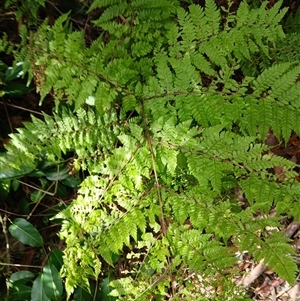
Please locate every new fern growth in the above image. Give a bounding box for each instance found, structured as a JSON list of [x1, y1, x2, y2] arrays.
[[4, 0, 300, 299]]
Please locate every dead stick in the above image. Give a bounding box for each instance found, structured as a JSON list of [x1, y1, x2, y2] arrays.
[[240, 259, 267, 287]]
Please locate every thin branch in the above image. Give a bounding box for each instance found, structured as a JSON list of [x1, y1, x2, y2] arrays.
[[27, 179, 57, 220], [141, 100, 167, 234], [0, 214, 11, 300], [0, 262, 42, 268], [0, 100, 44, 116], [2, 101, 13, 133]]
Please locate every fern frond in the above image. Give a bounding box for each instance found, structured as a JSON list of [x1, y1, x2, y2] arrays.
[[267, 0, 288, 25], [88, 0, 120, 12], [2, 108, 120, 172], [254, 232, 296, 284], [280, 105, 295, 142], [204, 0, 220, 35], [236, 1, 250, 26], [96, 3, 127, 23], [270, 65, 300, 99], [252, 63, 293, 97]]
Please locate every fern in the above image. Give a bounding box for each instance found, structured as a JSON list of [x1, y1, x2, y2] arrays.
[[5, 0, 45, 25], [1, 107, 120, 173], [0, 32, 14, 54], [237, 216, 297, 284], [4, 0, 300, 299]]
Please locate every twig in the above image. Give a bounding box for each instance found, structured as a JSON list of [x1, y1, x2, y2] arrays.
[[141, 101, 167, 234], [0, 214, 11, 299], [0, 262, 42, 268], [0, 100, 44, 116], [2, 101, 13, 133], [18, 180, 57, 197], [27, 180, 57, 220]]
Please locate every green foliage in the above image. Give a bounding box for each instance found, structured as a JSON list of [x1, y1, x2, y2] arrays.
[[4, 0, 300, 300], [0, 34, 31, 97], [7, 219, 64, 301], [0, 33, 14, 54], [9, 218, 43, 247], [0, 62, 32, 97], [4, 0, 46, 25], [241, 5, 300, 76]]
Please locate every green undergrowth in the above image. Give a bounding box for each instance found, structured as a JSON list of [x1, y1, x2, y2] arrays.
[[2, 0, 300, 300]]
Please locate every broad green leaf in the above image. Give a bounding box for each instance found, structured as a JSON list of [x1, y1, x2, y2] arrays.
[[10, 271, 35, 284], [10, 283, 31, 300], [0, 151, 35, 180], [42, 263, 63, 300], [99, 277, 117, 301], [73, 286, 93, 301], [73, 282, 99, 301], [31, 275, 50, 301], [3, 83, 32, 95], [11, 179, 20, 191], [28, 170, 45, 177], [56, 182, 67, 198], [9, 218, 43, 247], [20, 198, 30, 215], [44, 166, 70, 181], [61, 176, 81, 188], [0, 161, 34, 180], [49, 249, 64, 271], [5, 62, 24, 81]]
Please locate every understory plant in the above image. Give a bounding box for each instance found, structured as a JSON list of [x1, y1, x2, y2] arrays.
[[2, 0, 300, 299], [7, 218, 64, 301]]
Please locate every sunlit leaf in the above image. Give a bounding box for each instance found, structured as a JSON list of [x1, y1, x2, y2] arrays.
[[31, 275, 50, 301], [0, 160, 34, 180], [42, 263, 63, 300], [0, 179, 10, 198]]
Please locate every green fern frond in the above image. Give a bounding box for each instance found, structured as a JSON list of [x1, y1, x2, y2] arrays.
[[270, 65, 300, 100], [252, 62, 293, 97], [267, 0, 288, 25], [88, 0, 120, 12], [2, 108, 120, 171], [204, 0, 220, 35], [96, 3, 128, 23], [236, 1, 250, 26], [254, 232, 296, 284]]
